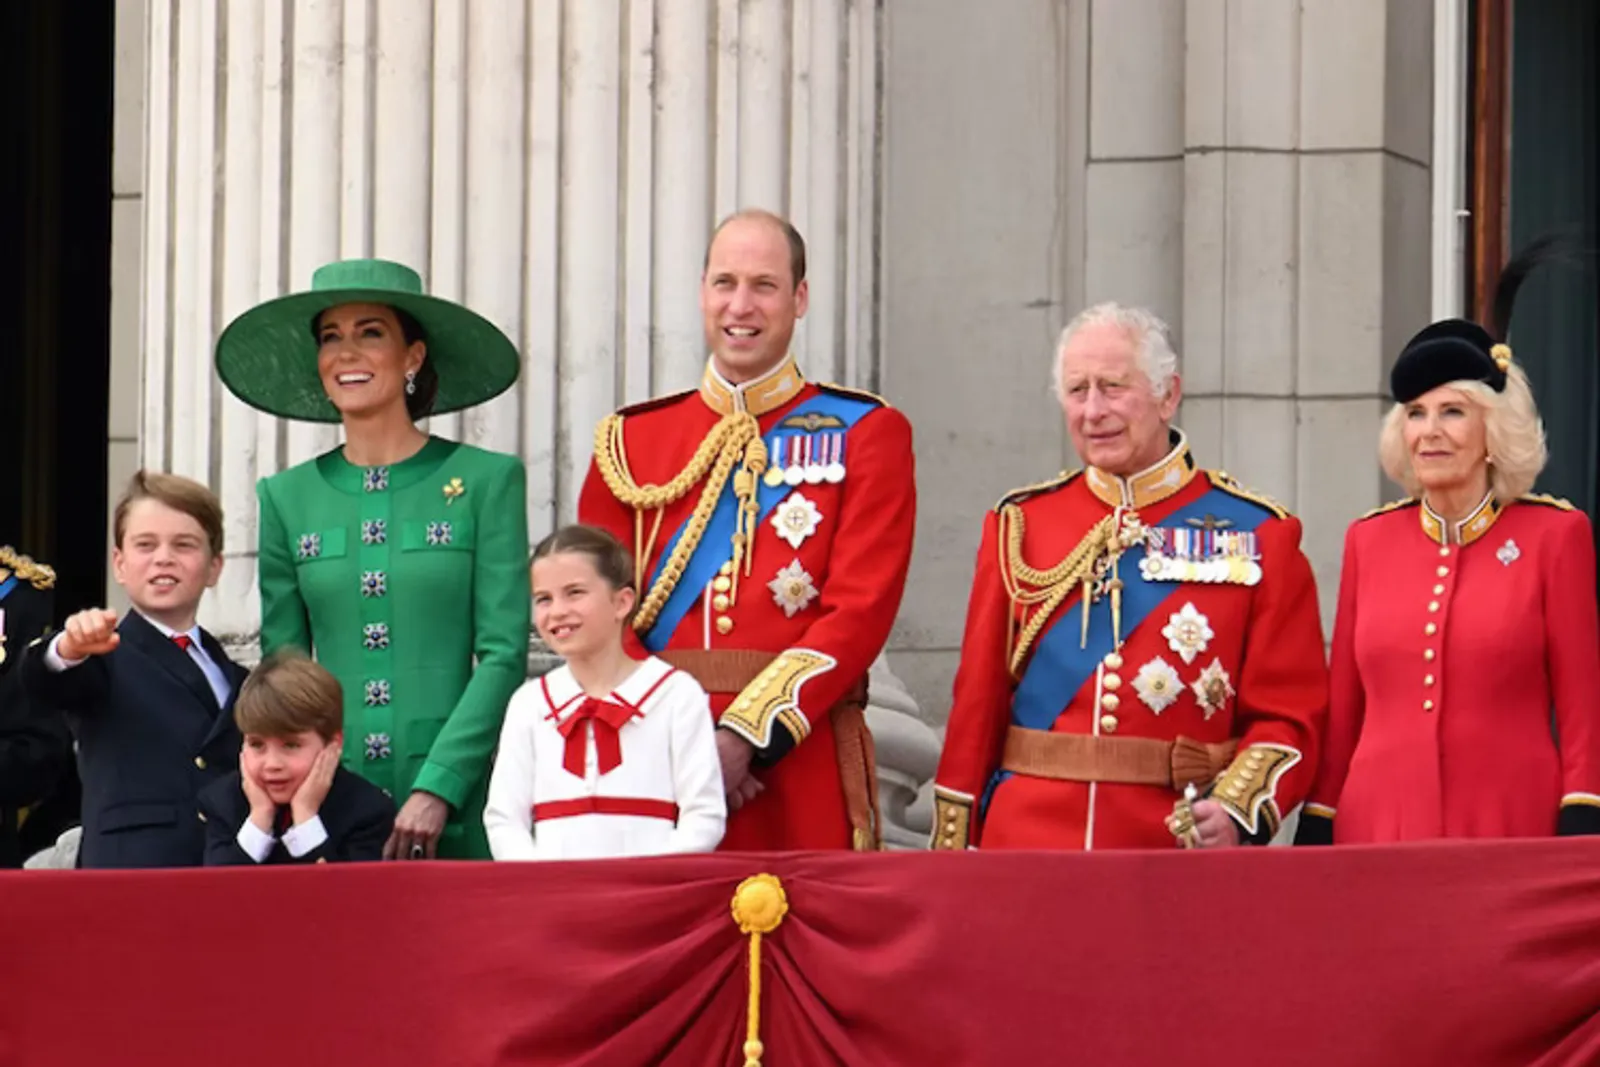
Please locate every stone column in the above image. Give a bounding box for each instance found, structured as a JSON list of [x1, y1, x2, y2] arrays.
[[138, 0, 884, 642], [1178, 0, 1434, 632], [136, 0, 934, 813]]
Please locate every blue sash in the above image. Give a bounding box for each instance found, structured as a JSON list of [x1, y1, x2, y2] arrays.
[[1010, 486, 1275, 729], [639, 391, 877, 651], [0, 576, 15, 603]]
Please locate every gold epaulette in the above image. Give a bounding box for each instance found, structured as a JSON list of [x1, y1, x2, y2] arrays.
[[815, 381, 889, 408], [994, 470, 1081, 512], [1206, 470, 1288, 520], [1519, 492, 1575, 511], [0, 546, 55, 590], [1357, 498, 1418, 521]]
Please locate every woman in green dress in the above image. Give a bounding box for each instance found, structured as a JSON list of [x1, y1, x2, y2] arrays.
[[216, 259, 530, 859]]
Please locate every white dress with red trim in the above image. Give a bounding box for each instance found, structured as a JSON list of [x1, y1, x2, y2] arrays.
[[482, 656, 727, 860]]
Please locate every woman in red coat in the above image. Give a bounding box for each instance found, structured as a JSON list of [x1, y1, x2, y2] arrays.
[[1297, 280, 1600, 843]]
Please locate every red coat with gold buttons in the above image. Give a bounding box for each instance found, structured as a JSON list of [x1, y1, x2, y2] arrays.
[[1301, 494, 1600, 841], [932, 437, 1329, 851], [578, 356, 916, 850]]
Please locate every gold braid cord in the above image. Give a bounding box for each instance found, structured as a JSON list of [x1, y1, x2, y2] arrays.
[[0, 546, 55, 591], [592, 411, 766, 634], [998, 505, 1118, 676]]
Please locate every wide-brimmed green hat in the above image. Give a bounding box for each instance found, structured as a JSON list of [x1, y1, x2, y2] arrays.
[[215, 258, 521, 423]]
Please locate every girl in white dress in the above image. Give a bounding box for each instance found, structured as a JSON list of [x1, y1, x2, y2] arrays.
[[484, 525, 726, 859]]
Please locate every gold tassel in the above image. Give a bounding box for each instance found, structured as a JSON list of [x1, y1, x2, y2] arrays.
[[731, 874, 789, 1067], [1080, 577, 1092, 649]]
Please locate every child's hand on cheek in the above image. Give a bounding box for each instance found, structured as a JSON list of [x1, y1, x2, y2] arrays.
[[241, 763, 275, 833], [291, 744, 340, 826]]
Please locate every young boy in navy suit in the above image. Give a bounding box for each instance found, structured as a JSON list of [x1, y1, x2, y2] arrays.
[[199, 651, 394, 864], [22, 472, 246, 868]]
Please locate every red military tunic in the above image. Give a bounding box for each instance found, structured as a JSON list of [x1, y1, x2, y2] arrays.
[[1302, 493, 1600, 841], [933, 434, 1329, 850], [578, 354, 916, 850]]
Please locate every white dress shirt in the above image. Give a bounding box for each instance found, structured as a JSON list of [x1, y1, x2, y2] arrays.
[[235, 814, 328, 862], [483, 656, 727, 860]]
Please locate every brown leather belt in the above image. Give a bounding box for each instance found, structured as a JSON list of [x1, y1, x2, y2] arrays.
[[1001, 726, 1236, 790], [655, 649, 773, 694], [656, 648, 881, 850]]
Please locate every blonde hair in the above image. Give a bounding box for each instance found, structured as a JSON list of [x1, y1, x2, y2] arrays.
[[1378, 361, 1547, 503]]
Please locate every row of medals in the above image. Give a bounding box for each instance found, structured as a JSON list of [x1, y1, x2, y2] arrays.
[[1138, 528, 1264, 586], [762, 434, 846, 487]]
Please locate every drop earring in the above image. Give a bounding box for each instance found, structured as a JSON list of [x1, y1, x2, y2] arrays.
[[405, 370, 417, 396]]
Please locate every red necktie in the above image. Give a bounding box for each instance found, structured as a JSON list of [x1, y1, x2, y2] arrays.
[[555, 698, 636, 778], [171, 634, 193, 651]]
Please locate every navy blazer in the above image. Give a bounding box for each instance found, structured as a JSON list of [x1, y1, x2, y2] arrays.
[[21, 610, 247, 868], [198, 766, 396, 865]]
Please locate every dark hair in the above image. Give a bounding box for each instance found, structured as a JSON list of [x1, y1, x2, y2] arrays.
[[113, 471, 225, 556], [234, 650, 344, 741], [311, 305, 439, 421], [703, 209, 808, 288], [530, 524, 636, 594]]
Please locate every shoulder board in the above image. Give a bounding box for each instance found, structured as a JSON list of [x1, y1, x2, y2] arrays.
[[995, 470, 1082, 511], [815, 381, 889, 408], [1519, 492, 1576, 511], [1206, 471, 1289, 520], [1357, 498, 1419, 522], [615, 388, 698, 419], [0, 546, 56, 590]]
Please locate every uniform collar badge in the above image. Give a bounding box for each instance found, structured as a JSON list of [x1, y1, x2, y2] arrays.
[[700, 353, 807, 417], [1419, 491, 1500, 546], [1085, 430, 1198, 510]]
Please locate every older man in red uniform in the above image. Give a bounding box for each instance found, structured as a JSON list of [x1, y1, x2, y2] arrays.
[[578, 210, 915, 851], [933, 304, 1328, 851]]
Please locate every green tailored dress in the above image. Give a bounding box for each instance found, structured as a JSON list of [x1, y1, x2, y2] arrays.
[[256, 436, 531, 858]]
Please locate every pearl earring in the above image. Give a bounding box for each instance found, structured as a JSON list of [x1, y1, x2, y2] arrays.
[[405, 370, 417, 396]]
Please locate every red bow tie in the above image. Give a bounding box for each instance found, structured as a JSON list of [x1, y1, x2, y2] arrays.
[[555, 698, 637, 778]]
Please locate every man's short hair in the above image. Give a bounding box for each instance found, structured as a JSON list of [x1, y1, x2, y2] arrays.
[[703, 209, 808, 288], [112, 471, 225, 557], [234, 651, 344, 742]]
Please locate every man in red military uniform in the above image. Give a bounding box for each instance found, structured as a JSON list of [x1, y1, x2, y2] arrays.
[[932, 304, 1328, 851], [578, 210, 915, 851]]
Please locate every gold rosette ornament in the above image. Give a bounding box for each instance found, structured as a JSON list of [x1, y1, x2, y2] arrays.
[[731, 873, 789, 1067]]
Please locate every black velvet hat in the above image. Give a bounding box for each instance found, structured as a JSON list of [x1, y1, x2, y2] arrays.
[[1389, 319, 1510, 404], [1388, 233, 1584, 404]]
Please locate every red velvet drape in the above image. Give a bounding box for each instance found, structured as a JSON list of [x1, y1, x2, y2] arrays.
[[4, 842, 1600, 1066]]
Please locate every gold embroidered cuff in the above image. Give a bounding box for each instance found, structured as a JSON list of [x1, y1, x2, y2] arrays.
[[931, 786, 974, 850], [1210, 743, 1302, 837], [718, 648, 837, 750], [1302, 802, 1337, 819], [1561, 792, 1600, 809]]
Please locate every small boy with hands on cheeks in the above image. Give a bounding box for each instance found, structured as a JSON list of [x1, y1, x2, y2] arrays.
[[199, 652, 395, 864]]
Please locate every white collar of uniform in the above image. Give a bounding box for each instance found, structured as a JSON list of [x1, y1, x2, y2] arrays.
[[541, 656, 677, 720]]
